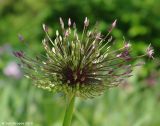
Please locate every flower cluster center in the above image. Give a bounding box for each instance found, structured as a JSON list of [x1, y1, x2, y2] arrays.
[[62, 67, 87, 85]]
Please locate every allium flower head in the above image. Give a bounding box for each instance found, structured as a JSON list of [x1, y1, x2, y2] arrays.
[[14, 18, 153, 98]]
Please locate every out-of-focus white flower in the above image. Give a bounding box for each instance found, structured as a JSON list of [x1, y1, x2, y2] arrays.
[[3, 62, 22, 79]]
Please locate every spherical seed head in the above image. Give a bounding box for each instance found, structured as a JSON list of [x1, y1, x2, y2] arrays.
[[15, 18, 150, 98]]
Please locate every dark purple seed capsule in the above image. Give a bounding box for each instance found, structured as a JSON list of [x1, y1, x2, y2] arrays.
[[13, 51, 24, 58]]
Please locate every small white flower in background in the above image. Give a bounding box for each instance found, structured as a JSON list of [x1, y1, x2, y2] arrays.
[[3, 62, 22, 79]]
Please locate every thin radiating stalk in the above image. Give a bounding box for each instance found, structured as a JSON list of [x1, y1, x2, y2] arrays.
[[63, 95, 75, 126]]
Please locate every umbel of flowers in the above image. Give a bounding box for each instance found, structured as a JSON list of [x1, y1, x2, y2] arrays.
[[14, 17, 154, 98]]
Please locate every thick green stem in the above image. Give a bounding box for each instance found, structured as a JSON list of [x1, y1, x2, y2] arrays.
[[63, 95, 75, 126]]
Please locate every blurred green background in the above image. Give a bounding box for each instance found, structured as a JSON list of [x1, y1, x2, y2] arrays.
[[0, 0, 160, 126]]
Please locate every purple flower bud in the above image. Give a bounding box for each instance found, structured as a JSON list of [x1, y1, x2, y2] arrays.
[[116, 50, 131, 61], [13, 51, 24, 58]]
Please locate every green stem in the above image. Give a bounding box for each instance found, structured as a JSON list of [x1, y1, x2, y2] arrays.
[[63, 95, 75, 126]]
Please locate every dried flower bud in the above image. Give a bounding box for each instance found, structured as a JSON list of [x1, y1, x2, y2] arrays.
[[56, 30, 59, 36], [42, 24, 48, 32], [59, 17, 64, 29], [84, 17, 89, 27], [109, 19, 117, 32], [68, 18, 71, 27], [112, 19, 117, 28], [146, 44, 154, 59]]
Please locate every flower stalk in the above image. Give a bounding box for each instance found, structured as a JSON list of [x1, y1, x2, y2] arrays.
[[63, 94, 76, 126]]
